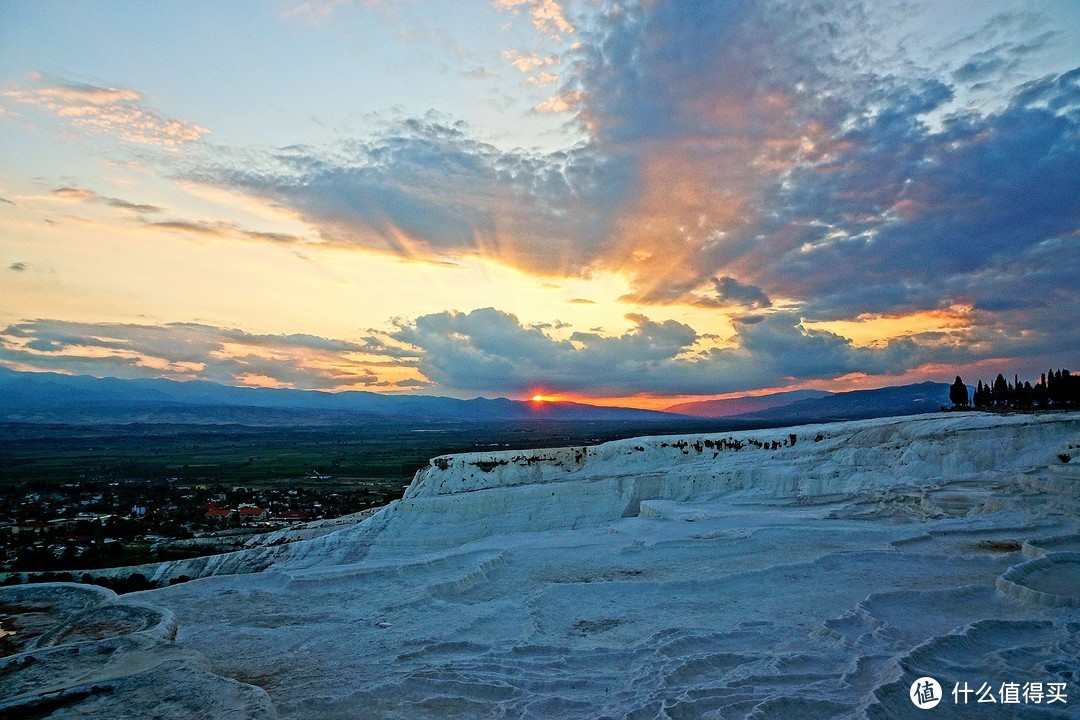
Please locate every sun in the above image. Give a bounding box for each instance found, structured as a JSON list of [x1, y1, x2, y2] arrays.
[[532, 394, 545, 402]]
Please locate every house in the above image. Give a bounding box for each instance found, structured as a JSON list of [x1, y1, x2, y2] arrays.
[[237, 506, 267, 521], [204, 507, 232, 521]]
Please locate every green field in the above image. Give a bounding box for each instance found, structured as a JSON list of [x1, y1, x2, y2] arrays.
[[0, 416, 730, 493]]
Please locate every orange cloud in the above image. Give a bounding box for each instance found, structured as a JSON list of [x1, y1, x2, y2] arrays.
[[4, 74, 208, 147], [493, 0, 574, 39], [806, 306, 976, 347], [533, 90, 581, 113], [0, 320, 403, 391], [527, 71, 560, 87]]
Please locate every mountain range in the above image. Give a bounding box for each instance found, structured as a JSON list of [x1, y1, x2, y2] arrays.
[[0, 366, 670, 424], [713, 381, 954, 423], [665, 389, 833, 417], [0, 366, 954, 426]]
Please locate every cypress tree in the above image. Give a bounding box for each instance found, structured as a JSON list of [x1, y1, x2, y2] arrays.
[[993, 373, 1008, 407], [949, 376, 969, 407]]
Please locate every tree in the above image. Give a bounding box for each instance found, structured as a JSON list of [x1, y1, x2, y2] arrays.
[[973, 380, 989, 408], [966, 368, 1075, 411], [1017, 381, 1033, 408], [949, 376, 969, 407], [1034, 374, 1048, 407], [992, 373, 1009, 407]]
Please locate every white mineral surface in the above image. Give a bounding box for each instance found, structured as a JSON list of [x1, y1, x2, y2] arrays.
[[3, 412, 1079, 718]]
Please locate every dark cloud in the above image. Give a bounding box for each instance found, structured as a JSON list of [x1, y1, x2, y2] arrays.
[[0, 320, 394, 390], [384, 307, 930, 396], [394, 378, 434, 388], [355, 335, 421, 361], [573, 0, 1075, 361], [951, 31, 1055, 85], [760, 66, 1080, 328], [191, 115, 625, 275], [709, 277, 771, 309], [8, 262, 27, 272], [189, 1, 1074, 312], [174, 0, 1077, 387]]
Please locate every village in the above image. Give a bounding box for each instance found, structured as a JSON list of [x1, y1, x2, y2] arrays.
[[0, 476, 386, 574]]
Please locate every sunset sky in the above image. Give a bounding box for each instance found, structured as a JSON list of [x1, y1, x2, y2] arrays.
[[1, 0, 1078, 409]]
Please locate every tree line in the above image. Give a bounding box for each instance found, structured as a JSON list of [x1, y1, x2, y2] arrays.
[[950, 368, 1079, 410]]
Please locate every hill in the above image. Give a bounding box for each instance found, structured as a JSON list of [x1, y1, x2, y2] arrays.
[[0, 367, 958, 426], [726, 381, 951, 423], [665, 389, 832, 417], [0, 366, 674, 424]]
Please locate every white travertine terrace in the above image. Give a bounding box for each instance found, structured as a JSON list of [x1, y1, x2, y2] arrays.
[[2, 411, 1078, 718]]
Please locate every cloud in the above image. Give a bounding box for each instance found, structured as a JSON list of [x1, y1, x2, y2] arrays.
[[50, 187, 96, 202], [462, 67, 500, 80], [8, 262, 27, 272], [493, 0, 574, 40], [564, 1, 1078, 346], [0, 320, 408, 390], [951, 31, 1056, 85], [527, 71, 560, 88], [942, 9, 1059, 90], [383, 306, 931, 396], [52, 186, 164, 214], [145, 219, 305, 245], [191, 114, 623, 275], [394, 378, 434, 388], [533, 90, 581, 113], [501, 48, 564, 88], [178, 0, 1077, 385], [3, 74, 208, 147], [709, 277, 772, 309], [502, 50, 561, 74], [755, 66, 1080, 327]]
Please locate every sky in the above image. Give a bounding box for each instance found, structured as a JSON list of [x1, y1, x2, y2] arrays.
[[0, 0, 1077, 409]]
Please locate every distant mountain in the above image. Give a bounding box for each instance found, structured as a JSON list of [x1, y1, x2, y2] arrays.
[[0, 367, 957, 427], [725, 381, 952, 424], [0, 367, 675, 424], [665, 389, 833, 417]]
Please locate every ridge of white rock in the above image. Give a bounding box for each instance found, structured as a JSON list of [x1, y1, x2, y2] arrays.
[[3, 411, 1078, 719], [273, 411, 1080, 566]]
